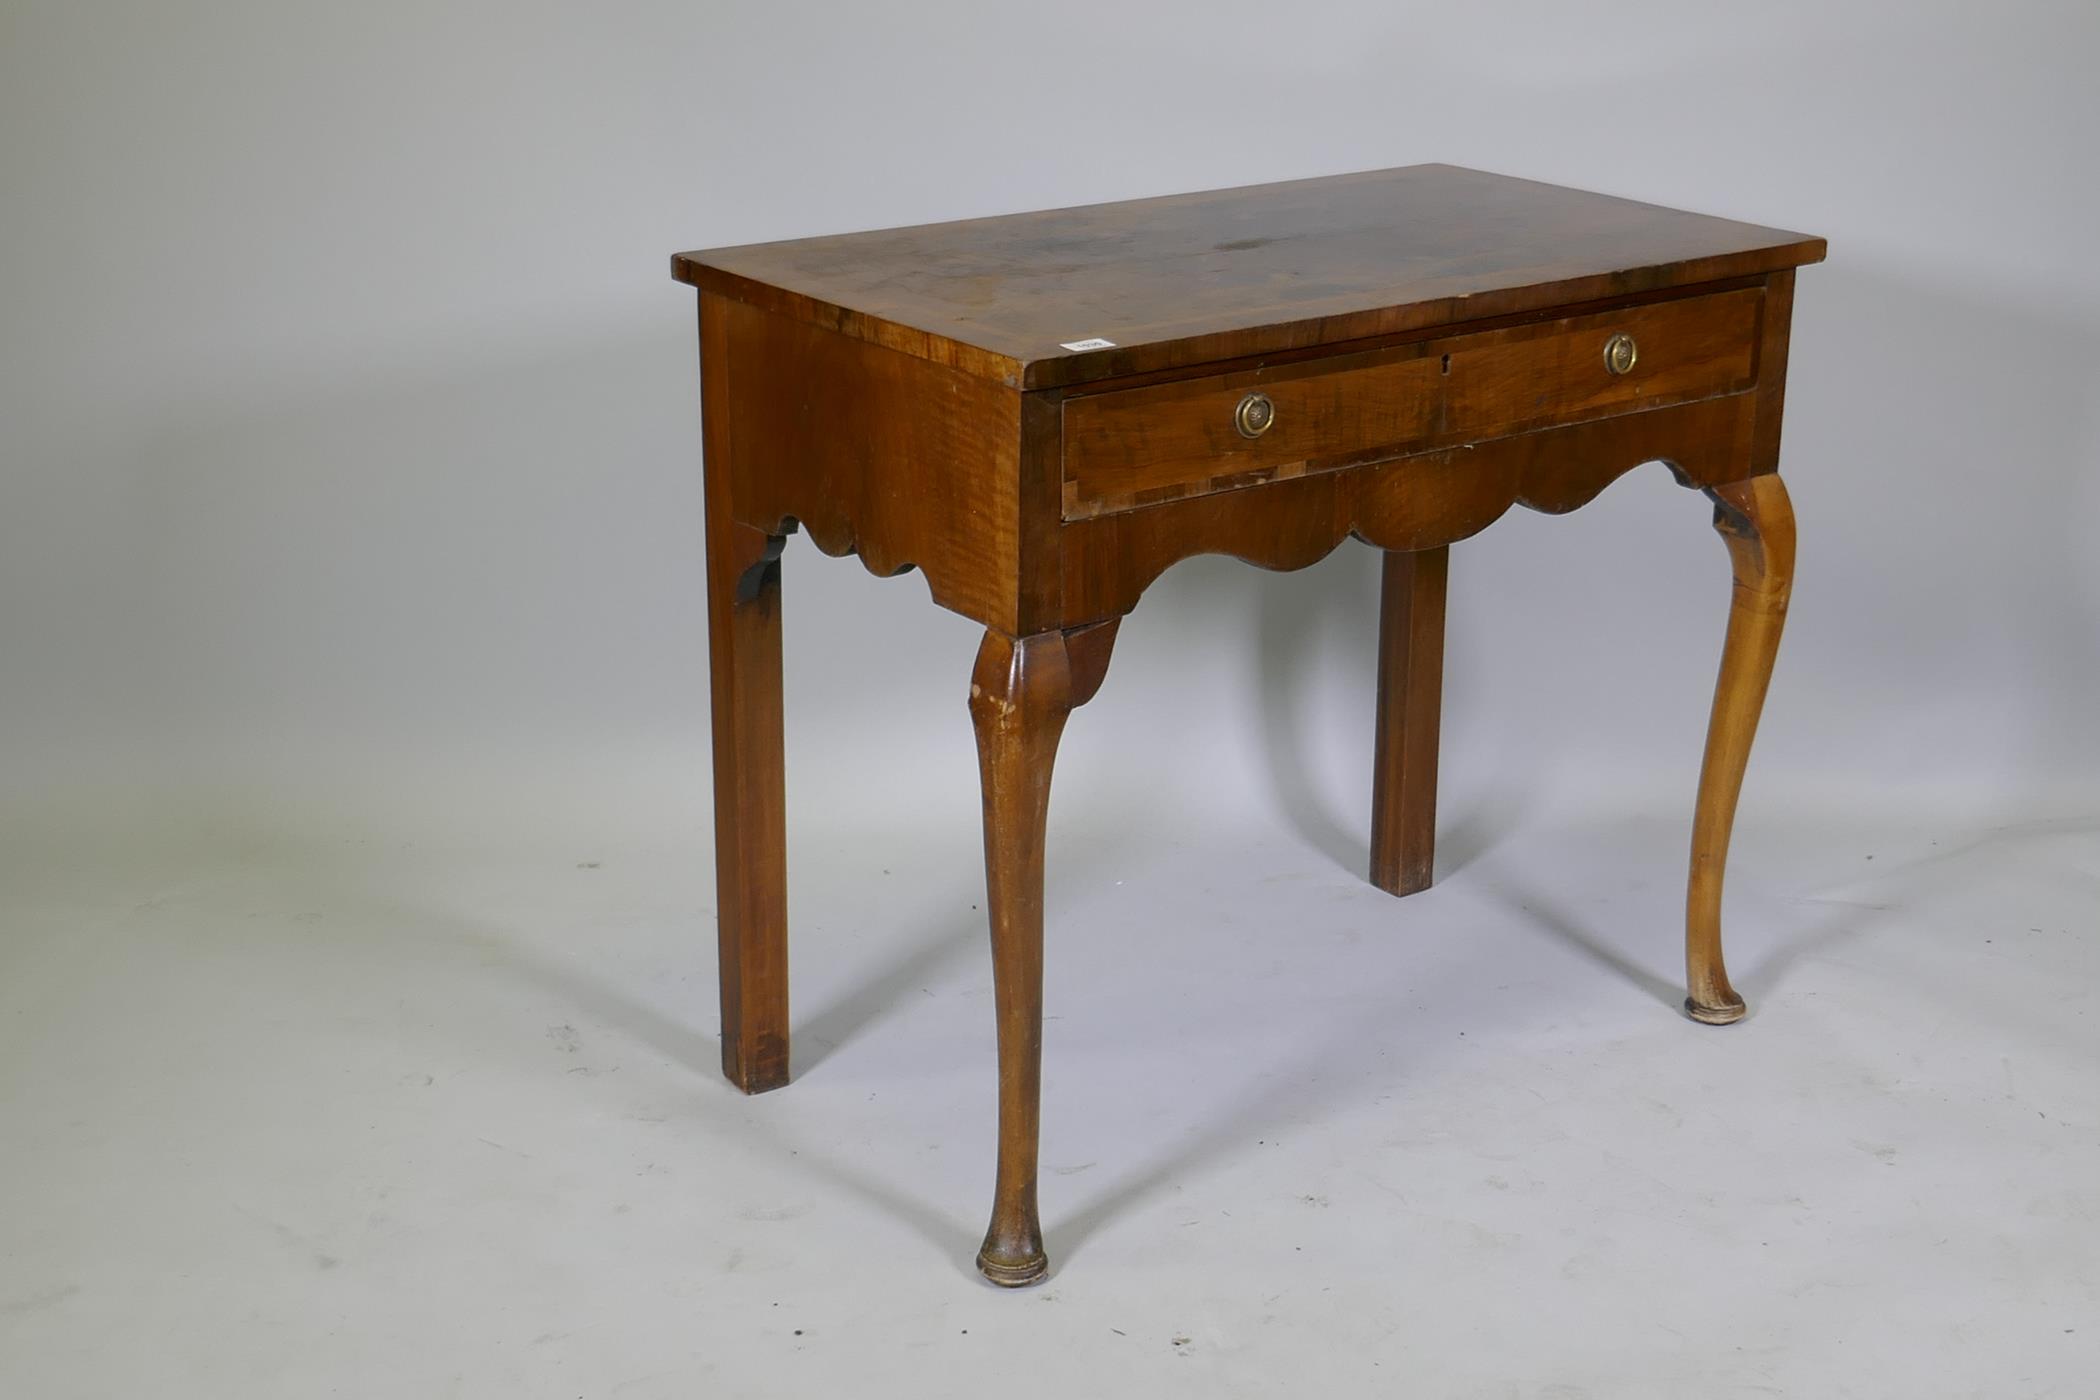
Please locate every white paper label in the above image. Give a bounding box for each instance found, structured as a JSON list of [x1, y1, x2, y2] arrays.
[[1058, 337, 1117, 352]]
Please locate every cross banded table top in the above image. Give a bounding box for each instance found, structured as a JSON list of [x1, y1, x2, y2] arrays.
[[672, 163, 1825, 389]]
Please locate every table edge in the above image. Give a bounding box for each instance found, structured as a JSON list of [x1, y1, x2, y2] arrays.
[[671, 172, 1827, 391]]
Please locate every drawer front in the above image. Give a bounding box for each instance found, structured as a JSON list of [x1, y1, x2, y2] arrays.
[[1061, 287, 1763, 519]]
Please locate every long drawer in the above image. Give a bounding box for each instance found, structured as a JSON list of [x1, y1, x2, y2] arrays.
[[1060, 286, 1764, 519]]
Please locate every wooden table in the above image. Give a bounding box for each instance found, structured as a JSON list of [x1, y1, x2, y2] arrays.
[[673, 164, 1825, 1286]]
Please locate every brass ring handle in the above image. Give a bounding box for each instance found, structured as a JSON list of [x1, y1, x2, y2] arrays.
[[1602, 332, 1639, 376], [1234, 391, 1276, 439]]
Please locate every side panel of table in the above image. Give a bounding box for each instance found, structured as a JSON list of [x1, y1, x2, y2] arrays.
[[702, 290, 1049, 636]]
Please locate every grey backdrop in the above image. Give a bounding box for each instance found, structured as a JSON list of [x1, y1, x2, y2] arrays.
[[5, 0, 2096, 842]]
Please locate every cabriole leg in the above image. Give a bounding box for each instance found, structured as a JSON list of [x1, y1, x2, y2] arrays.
[[969, 620, 1118, 1286], [1686, 474, 1796, 1024]]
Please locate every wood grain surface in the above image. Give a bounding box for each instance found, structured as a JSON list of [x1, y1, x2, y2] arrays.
[[676, 163, 1823, 388]]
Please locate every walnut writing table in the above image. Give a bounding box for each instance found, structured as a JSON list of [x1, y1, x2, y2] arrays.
[[673, 165, 1824, 1286]]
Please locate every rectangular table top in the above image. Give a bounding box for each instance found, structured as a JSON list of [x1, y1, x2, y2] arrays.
[[673, 164, 1824, 391]]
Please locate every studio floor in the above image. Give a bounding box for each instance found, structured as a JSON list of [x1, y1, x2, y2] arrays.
[[3, 793, 2094, 1398]]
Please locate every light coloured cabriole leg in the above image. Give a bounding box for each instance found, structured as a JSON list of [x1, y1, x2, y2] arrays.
[[1686, 473, 1796, 1024], [968, 620, 1118, 1286]]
